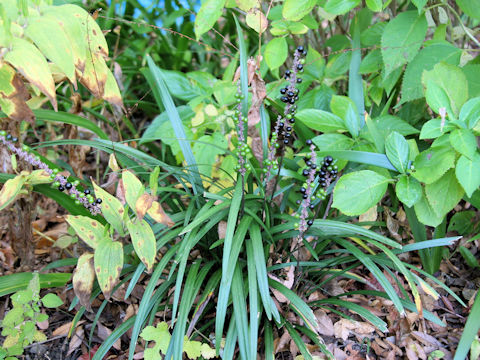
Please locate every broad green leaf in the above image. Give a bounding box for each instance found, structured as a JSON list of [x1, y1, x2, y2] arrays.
[[412, 0, 427, 11], [381, 11, 427, 78], [296, 109, 346, 133], [359, 49, 382, 74], [92, 180, 125, 234], [235, 0, 259, 11], [25, 16, 76, 84], [72, 253, 95, 310], [385, 131, 409, 173], [374, 115, 419, 136], [0, 62, 34, 122], [449, 128, 477, 159], [330, 95, 360, 138], [414, 192, 444, 227], [282, 0, 316, 21], [401, 43, 462, 104], [459, 97, 480, 129], [422, 62, 468, 118], [41, 293, 63, 308], [395, 175, 422, 208], [419, 119, 454, 139], [122, 170, 144, 212], [462, 65, 480, 99], [324, 0, 361, 15], [194, 0, 227, 39], [412, 146, 456, 184], [448, 211, 476, 235], [94, 239, 123, 299], [125, 217, 156, 272], [264, 37, 288, 70], [65, 215, 105, 249], [455, 153, 480, 197], [333, 170, 389, 215], [456, 0, 480, 20], [4, 37, 56, 109], [425, 169, 464, 218], [365, 0, 382, 11], [0, 172, 28, 211]]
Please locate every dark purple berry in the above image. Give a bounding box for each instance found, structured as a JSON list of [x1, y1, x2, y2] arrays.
[[300, 187, 306, 194], [287, 91, 294, 98], [284, 132, 291, 138], [285, 70, 291, 78], [84, 189, 91, 195], [302, 169, 310, 176], [302, 194, 308, 199], [284, 139, 290, 144], [280, 88, 287, 94], [96, 198, 102, 204], [288, 118, 295, 124], [310, 164, 316, 169], [297, 78, 302, 83], [306, 139, 312, 145], [289, 98, 296, 104], [309, 204, 315, 210], [296, 200, 301, 205], [11, 137, 18, 143], [65, 182, 72, 190], [307, 220, 313, 226], [58, 185, 65, 191], [281, 96, 288, 103], [297, 45, 304, 53], [321, 182, 327, 187], [294, 96, 299, 101], [286, 126, 292, 132], [6, 134, 12, 140], [297, 64, 303, 71], [279, 122, 285, 128], [306, 160, 312, 167]]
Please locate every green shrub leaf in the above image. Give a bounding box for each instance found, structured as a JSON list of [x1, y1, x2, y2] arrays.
[[194, 0, 226, 39], [425, 169, 464, 218], [396, 175, 421, 208], [282, 0, 316, 20], [126, 217, 156, 272], [333, 170, 389, 215], [264, 37, 288, 70], [41, 293, 63, 308], [296, 109, 346, 133], [412, 146, 456, 184], [385, 131, 409, 173], [455, 153, 480, 197], [450, 129, 477, 159], [324, 0, 361, 15]]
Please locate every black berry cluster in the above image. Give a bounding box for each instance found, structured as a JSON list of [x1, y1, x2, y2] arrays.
[[0, 130, 102, 215], [264, 46, 307, 178]]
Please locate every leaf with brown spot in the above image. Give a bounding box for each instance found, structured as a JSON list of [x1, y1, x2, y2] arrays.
[[148, 201, 175, 227], [122, 170, 144, 212], [135, 193, 154, 221], [94, 238, 123, 300], [65, 215, 105, 249], [4, 37, 57, 110], [92, 180, 125, 235], [0, 172, 28, 211], [126, 217, 156, 272], [77, 50, 108, 100], [72, 253, 95, 311], [0, 62, 35, 125]]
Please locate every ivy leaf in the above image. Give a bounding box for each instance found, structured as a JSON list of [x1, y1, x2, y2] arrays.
[[65, 215, 105, 249], [333, 170, 389, 216], [381, 11, 427, 78], [425, 169, 464, 218], [455, 153, 480, 197], [264, 37, 288, 70], [449, 128, 477, 159], [324, 0, 361, 15], [94, 239, 123, 300], [194, 0, 226, 39], [330, 95, 360, 138], [125, 217, 156, 272], [296, 109, 346, 133], [395, 175, 422, 208], [282, 0, 316, 21], [385, 131, 409, 173], [412, 146, 456, 184], [41, 293, 63, 308]]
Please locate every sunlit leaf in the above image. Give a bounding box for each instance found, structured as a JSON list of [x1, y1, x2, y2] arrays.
[[65, 215, 105, 249], [94, 238, 123, 299]]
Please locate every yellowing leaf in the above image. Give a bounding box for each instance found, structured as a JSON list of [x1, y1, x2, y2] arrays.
[[0, 172, 28, 210], [94, 239, 123, 299], [25, 16, 76, 85], [0, 62, 35, 123], [103, 70, 123, 108], [92, 180, 125, 235], [200, 343, 216, 359], [27, 169, 51, 185], [72, 253, 95, 311], [246, 8, 268, 34], [135, 193, 154, 221], [4, 37, 57, 110], [122, 170, 144, 212], [148, 201, 175, 227], [65, 215, 105, 249], [125, 217, 156, 272], [78, 50, 108, 100], [183, 337, 202, 359]]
